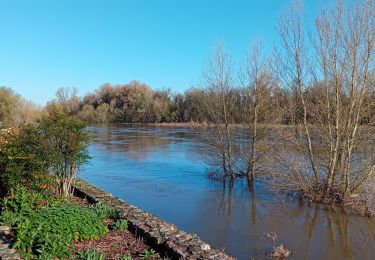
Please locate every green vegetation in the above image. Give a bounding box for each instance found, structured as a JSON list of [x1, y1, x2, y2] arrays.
[[0, 105, 91, 198], [39, 105, 91, 197], [113, 219, 128, 230], [140, 249, 159, 259], [0, 125, 54, 197], [0, 186, 141, 260], [0, 187, 62, 227], [89, 202, 120, 220], [0, 188, 108, 259], [0, 90, 161, 259]]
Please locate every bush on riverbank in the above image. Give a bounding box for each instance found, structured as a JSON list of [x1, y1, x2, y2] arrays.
[[0, 106, 91, 198], [39, 105, 91, 197], [0, 126, 54, 197]]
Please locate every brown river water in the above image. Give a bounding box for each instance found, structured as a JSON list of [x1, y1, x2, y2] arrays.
[[81, 125, 375, 260]]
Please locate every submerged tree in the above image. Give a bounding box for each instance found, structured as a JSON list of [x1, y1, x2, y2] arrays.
[[203, 43, 238, 179], [241, 41, 280, 183], [275, 0, 375, 214]]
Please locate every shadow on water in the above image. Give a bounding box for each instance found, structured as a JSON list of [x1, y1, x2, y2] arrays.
[[82, 125, 375, 260]]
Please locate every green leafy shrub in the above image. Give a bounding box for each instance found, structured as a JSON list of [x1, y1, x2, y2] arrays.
[[140, 249, 159, 259], [0, 187, 62, 227], [1, 188, 109, 258], [0, 107, 92, 198], [19, 204, 107, 258], [39, 106, 91, 197], [0, 125, 53, 195], [120, 256, 133, 260], [113, 219, 128, 230], [76, 249, 105, 260], [1, 190, 108, 259], [0, 210, 19, 227], [89, 203, 119, 220]]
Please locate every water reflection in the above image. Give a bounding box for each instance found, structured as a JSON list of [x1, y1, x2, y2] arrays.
[[89, 124, 204, 161], [82, 125, 375, 260]]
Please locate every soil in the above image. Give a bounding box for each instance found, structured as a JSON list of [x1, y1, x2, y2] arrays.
[[67, 195, 91, 207], [72, 228, 161, 260]]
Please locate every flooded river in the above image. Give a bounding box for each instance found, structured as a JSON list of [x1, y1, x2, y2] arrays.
[[81, 125, 375, 260]]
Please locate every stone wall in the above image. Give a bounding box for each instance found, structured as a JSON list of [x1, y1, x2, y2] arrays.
[[0, 226, 21, 260], [73, 179, 235, 260]]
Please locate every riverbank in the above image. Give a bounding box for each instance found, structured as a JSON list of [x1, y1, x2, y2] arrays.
[[0, 179, 234, 259], [97, 122, 302, 131], [73, 179, 235, 260]]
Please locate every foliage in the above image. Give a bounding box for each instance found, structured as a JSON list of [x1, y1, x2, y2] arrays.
[[0, 105, 91, 198], [76, 249, 105, 260], [13, 204, 107, 258], [0, 107, 91, 198], [0, 187, 62, 226], [53, 87, 81, 115], [72, 82, 194, 123], [140, 249, 159, 259], [113, 219, 128, 230], [0, 188, 108, 259], [89, 202, 119, 220], [38, 105, 91, 197], [71, 80, 290, 125], [0, 125, 54, 196], [0, 87, 40, 126]]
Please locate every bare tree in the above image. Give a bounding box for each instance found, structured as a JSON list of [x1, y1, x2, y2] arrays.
[[241, 41, 278, 182], [275, 0, 375, 214], [52, 87, 81, 115], [275, 0, 319, 185], [314, 0, 375, 197], [204, 43, 237, 179]]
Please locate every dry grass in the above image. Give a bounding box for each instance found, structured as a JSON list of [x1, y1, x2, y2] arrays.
[[271, 174, 375, 217], [269, 244, 291, 258]]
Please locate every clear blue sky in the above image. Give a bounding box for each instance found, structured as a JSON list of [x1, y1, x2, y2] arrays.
[[0, 0, 331, 105]]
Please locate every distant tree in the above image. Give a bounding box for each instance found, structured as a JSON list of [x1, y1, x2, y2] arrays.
[[96, 103, 110, 123], [77, 104, 98, 123], [0, 87, 18, 125], [53, 87, 81, 115], [170, 93, 187, 122], [0, 87, 40, 126], [153, 88, 173, 122], [184, 88, 207, 123]]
